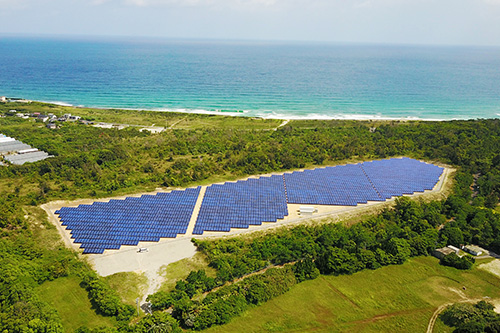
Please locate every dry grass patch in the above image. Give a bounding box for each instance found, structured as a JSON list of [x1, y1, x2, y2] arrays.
[[105, 271, 149, 306], [158, 252, 216, 292]]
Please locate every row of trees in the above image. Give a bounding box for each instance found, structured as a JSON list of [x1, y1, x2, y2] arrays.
[[3, 114, 500, 211]]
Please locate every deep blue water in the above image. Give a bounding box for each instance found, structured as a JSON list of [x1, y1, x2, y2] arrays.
[[1, 37, 500, 120]]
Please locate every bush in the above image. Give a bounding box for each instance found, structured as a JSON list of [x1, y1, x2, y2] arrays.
[[440, 253, 475, 270], [81, 272, 134, 320], [440, 301, 500, 332]]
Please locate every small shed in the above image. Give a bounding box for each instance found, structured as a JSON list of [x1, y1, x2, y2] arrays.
[[433, 247, 455, 259], [462, 245, 483, 256], [299, 206, 318, 215]]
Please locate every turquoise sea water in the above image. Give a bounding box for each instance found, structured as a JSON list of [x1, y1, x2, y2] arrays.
[[1, 37, 500, 120]]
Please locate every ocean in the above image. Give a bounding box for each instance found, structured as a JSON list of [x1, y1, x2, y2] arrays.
[[1, 36, 500, 120]]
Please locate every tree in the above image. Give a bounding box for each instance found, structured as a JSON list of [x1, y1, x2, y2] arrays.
[[440, 226, 464, 247], [385, 238, 411, 264], [293, 258, 320, 282], [315, 247, 362, 275]]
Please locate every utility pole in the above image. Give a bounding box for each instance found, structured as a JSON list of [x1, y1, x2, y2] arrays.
[[136, 297, 140, 316]]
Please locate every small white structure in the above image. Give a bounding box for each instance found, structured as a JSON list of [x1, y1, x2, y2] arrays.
[[140, 127, 165, 134], [38, 115, 49, 122], [447, 245, 460, 254], [299, 206, 318, 215], [0, 96, 6, 103], [462, 245, 484, 256], [137, 247, 149, 253]]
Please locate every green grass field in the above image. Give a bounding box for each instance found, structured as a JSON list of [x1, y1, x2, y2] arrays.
[[37, 276, 116, 331], [208, 257, 500, 332]]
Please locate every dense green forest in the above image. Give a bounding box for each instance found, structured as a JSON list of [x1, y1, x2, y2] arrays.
[[1, 102, 500, 332]]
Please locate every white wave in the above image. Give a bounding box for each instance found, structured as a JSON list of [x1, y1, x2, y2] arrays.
[[253, 111, 448, 122], [40, 100, 74, 107], [151, 107, 250, 116]]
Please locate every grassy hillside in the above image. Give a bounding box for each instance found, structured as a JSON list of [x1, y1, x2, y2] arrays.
[[208, 257, 500, 332], [37, 276, 117, 331]]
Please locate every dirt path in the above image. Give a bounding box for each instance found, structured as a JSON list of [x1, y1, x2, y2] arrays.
[[168, 117, 187, 129], [426, 297, 493, 333], [352, 307, 430, 325], [185, 186, 206, 236], [275, 119, 290, 130], [320, 276, 361, 309], [199, 262, 296, 297]]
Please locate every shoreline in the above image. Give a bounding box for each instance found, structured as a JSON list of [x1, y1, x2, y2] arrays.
[[23, 99, 474, 122], [5, 97, 499, 122]]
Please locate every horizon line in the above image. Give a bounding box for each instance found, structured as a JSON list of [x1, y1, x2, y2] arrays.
[[2, 32, 500, 49]]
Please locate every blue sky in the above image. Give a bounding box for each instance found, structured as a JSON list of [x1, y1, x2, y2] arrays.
[[1, 0, 500, 46]]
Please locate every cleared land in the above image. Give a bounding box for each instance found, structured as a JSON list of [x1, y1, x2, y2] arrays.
[[207, 257, 500, 333]]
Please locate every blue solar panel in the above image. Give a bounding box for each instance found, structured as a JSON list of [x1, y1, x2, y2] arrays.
[[284, 164, 383, 205], [56, 158, 443, 252], [193, 175, 288, 235], [360, 158, 444, 199], [56, 187, 200, 253]]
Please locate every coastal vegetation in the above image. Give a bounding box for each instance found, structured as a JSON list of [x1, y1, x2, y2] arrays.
[[2, 102, 500, 331]]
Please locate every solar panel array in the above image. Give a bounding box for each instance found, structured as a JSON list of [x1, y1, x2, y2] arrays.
[[193, 175, 288, 234], [360, 157, 444, 199], [55, 187, 200, 254], [54, 158, 443, 251]]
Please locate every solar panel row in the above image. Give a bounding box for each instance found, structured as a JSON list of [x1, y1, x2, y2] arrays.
[[55, 187, 200, 254], [55, 158, 443, 253], [360, 158, 443, 199], [284, 163, 384, 205], [193, 175, 288, 234]]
